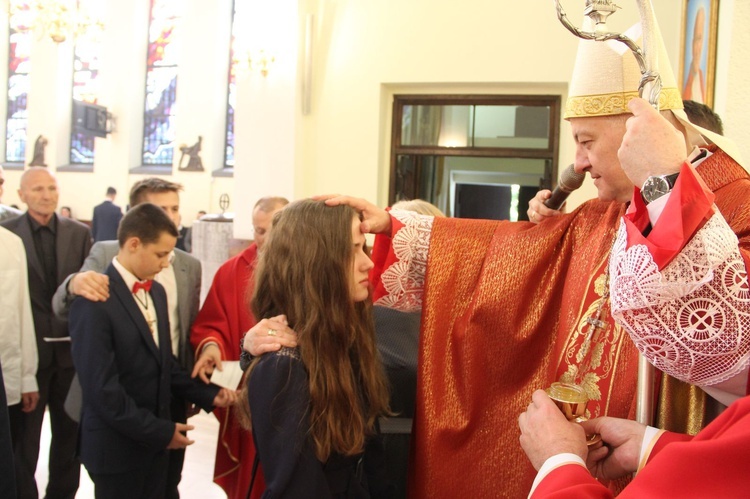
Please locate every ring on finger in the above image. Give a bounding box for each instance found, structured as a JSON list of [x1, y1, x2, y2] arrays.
[[268, 329, 278, 337]]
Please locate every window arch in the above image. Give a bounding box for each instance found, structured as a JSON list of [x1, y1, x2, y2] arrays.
[[141, 0, 183, 168], [5, 0, 32, 165], [69, 0, 102, 166], [222, 0, 240, 173]]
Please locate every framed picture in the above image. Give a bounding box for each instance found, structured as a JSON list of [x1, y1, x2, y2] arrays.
[[679, 0, 720, 108]]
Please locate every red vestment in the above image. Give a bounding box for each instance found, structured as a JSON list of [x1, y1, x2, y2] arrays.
[[531, 394, 750, 498], [370, 149, 749, 497], [190, 244, 265, 499]]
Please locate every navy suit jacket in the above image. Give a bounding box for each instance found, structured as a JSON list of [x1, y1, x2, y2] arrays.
[[91, 200, 122, 242], [69, 264, 218, 474]]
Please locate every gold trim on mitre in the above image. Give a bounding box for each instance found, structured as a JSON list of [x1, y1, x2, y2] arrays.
[[565, 88, 683, 119], [565, 10, 681, 120]]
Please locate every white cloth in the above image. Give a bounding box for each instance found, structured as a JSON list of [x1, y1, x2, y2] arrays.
[[0, 226, 38, 405], [528, 453, 586, 497], [154, 253, 179, 356], [112, 257, 159, 348]]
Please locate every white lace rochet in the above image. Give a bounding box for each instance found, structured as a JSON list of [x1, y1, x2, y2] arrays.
[[609, 213, 750, 386], [374, 210, 434, 312]]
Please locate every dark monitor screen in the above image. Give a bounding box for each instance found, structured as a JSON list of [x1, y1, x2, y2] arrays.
[[72, 100, 108, 138]]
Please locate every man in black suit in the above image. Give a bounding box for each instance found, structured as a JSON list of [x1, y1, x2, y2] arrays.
[[0, 167, 92, 499], [69, 204, 235, 499], [91, 186, 122, 242]]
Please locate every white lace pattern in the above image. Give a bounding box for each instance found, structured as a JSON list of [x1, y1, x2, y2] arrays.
[[374, 210, 434, 312], [609, 213, 750, 386]]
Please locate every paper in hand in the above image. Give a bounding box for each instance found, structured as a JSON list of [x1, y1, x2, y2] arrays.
[[210, 361, 243, 390]]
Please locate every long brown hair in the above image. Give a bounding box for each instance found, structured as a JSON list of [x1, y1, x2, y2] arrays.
[[242, 199, 390, 461]]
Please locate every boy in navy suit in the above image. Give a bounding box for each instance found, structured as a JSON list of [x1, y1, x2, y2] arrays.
[[69, 204, 236, 499]]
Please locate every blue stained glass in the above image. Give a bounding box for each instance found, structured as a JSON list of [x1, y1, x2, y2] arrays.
[[142, 0, 181, 167], [224, 2, 239, 169], [6, 1, 32, 163], [70, 0, 102, 165]]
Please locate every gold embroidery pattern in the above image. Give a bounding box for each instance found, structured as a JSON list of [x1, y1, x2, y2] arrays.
[[560, 273, 626, 419], [564, 88, 683, 119]]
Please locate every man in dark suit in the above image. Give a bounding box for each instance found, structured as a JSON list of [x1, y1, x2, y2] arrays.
[[1, 167, 92, 499], [68, 203, 234, 499], [91, 186, 122, 242], [52, 178, 200, 498]]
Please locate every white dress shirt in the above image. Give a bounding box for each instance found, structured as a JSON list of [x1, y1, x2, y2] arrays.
[[112, 257, 159, 348], [0, 226, 38, 405], [154, 254, 180, 357]]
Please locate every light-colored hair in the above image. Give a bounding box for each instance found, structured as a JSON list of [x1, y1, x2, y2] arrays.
[[391, 198, 445, 217], [240, 199, 390, 461], [253, 196, 289, 213]]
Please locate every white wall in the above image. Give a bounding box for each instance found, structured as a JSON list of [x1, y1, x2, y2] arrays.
[[249, 0, 688, 213], [2, 0, 748, 230]]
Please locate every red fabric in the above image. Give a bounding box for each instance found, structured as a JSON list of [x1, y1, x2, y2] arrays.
[[369, 215, 405, 303], [132, 280, 153, 293], [410, 201, 641, 499], [532, 395, 750, 498], [624, 160, 716, 270], [190, 244, 265, 499]]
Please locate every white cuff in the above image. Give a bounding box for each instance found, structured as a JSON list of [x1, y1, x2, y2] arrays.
[[637, 426, 662, 472], [201, 341, 220, 353], [702, 366, 748, 406], [21, 375, 39, 394], [528, 453, 586, 497]]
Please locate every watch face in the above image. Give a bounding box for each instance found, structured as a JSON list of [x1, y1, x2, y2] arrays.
[[642, 176, 671, 203]]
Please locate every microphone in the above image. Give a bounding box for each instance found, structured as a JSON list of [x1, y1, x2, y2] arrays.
[[544, 164, 585, 210]]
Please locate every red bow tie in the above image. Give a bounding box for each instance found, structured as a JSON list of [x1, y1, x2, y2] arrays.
[[132, 280, 153, 294]]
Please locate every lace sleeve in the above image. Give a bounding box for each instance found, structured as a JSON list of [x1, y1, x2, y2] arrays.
[[609, 213, 750, 388], [373, 210, 434, 312]]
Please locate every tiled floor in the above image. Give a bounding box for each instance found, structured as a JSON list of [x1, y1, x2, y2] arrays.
[[34, 410, 227, 498]]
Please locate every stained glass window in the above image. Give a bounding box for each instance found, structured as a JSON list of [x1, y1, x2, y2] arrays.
[[6, 1, 32, 164], [224, 0, 239, 170], [70, 0, 101, 165], [142, 0, 183, 166]]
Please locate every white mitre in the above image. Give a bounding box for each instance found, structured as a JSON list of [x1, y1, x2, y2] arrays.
[[565, 2, 744, 167]]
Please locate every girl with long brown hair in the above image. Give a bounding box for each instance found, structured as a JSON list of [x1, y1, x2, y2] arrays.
[[240, 199, 392, 498]]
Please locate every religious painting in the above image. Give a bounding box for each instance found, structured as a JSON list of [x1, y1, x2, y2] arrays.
[[680, 0, 720, 108]]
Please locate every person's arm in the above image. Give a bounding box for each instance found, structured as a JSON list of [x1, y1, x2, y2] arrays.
[[169, 353, 221, 412], [520, 391, 647, 498], [248, 353, 332, 498], [611, 99, 750, 403], [69, 299, 174, 449], [52, 242, 111, 319], [368, 209, 435, 311]]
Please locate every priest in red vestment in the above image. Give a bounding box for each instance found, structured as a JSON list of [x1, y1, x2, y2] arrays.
[[520, 94, 750, 498], [190, 197, 288, 499]]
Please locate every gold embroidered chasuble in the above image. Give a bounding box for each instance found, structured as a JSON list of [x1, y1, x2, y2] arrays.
[[411, 200, 638, 499]]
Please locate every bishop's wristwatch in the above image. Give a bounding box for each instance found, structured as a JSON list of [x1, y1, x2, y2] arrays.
[[641, 172, 679, 204]]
